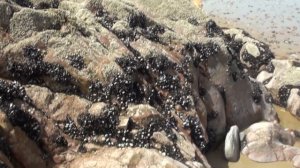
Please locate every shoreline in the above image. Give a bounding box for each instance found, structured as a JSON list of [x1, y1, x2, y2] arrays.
[[202, 0, 300, 59]]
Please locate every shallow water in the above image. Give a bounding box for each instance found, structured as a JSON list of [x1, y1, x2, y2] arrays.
[[202, 0, 300, 59], [206, 105, 300, 168]]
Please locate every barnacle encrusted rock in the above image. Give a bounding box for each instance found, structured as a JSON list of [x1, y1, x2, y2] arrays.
[[0, 0, 281, 167]]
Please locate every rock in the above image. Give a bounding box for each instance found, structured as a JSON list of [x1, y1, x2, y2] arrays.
[[241, 121, 300, 164], [8, 127, 46, 168], [126, 104, 162, 126], [185, 161, 205, 168], [287, 89, 300, 119], [224, 125, 240, 162], [0, 2, 15, 31], [257, 58, 300, 118], [293, 155, 300, 168], [151, 132, 173, 146], [203, 85, 226, 142], [264, 59, 300, 104], [256, 71, 273, 84], [28, 0, 60, 9], [0, 0, 284, 167], [0, 111, 13, 133], [245, 42, 260, 58], [0, 151, 14, 168], [10, 8, 65, 39], [68, 147, 191, 168]]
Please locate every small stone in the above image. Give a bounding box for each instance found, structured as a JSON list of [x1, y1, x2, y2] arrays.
[[224, 125, 240, 162], [245, 42, 260, 58], [287, 89, 300, 119]]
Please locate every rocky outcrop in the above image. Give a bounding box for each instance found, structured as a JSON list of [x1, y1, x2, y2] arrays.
[[224, 125, 240, 162], [241, 121, 300, 167], [0, 0, 281, 167]]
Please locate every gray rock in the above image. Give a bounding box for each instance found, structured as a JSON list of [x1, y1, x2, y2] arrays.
[[224, 125, 240, 162]]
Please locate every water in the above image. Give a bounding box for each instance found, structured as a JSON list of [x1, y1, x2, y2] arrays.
[[202, 0, 300, 59], [206, 105, 300, 168]]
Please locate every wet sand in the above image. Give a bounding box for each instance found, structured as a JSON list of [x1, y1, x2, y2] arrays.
[[206, 105, 300, 168], [202, 0, 300, 59]]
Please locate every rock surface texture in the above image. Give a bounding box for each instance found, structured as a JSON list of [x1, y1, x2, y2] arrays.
[[0, 0, 282, 167]]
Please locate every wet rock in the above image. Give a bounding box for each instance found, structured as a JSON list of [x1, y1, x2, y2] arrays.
[[241, 121, 299, 164], [224, 125, 240, 162], [287, 89, 300, 119]]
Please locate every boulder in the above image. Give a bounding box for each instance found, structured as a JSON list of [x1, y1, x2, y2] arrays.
[[258, 57, 300, 117], [241, 121, 300, 167], [264, 59, 300, 103], [224, 125, 240, 162]]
